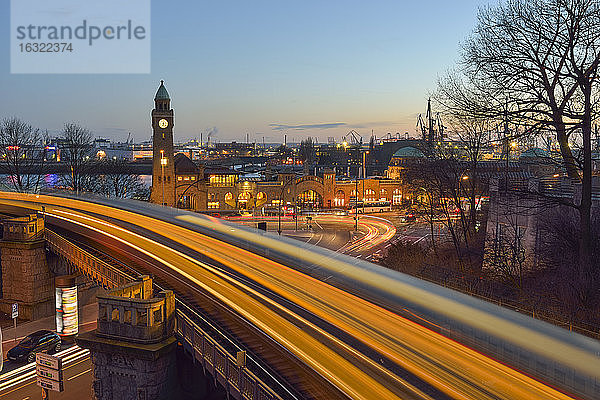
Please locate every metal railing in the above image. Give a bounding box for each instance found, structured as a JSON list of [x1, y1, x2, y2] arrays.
[[44, 228, 294, 400], [45, 229, 133, 288], [175, 309, 285, 400]]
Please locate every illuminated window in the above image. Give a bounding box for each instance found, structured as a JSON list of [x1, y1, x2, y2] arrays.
[[177, 176, 182, 181], [364, 189, 376, 202], [334, 190, 345, 206], [393, 189, 402, 205], [208, 202, 219, 209]]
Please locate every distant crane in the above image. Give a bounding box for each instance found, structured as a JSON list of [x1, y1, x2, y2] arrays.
[[343, 130, 363, 146], [416, 98, 445, 143]]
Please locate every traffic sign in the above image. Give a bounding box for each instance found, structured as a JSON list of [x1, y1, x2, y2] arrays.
[[11, 303, 18, 319], [36, 353, 64, 393], [36, 365, 63, 381], [36, 376, 64, 392], [36, 353, 62, 370]]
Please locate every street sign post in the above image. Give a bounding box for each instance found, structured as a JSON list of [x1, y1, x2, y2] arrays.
[[36, 365, 63, 381], [11, 303, 18, 344], [36, 353, 62, 370], [36, 353, 64, 397], [36, 376, 64, 392]]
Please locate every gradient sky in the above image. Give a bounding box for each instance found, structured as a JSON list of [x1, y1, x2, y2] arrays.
[[0, 1, 487, 144]]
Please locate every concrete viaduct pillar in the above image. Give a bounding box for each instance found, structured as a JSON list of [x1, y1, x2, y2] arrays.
[[76, 276, 179, 400], [0, 215, 53, 320]]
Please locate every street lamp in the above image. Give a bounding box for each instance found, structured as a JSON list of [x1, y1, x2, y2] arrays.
[[278, 180, 290, 235], [160, 150, 167, 206], [277, 177, 300, 235], [362, 151, 369, 215]]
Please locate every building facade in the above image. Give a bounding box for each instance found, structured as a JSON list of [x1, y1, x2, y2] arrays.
[[149, 81, 406, 213]]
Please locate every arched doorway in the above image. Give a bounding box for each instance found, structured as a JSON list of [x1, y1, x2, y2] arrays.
[[238, 192, 252, 209], [256, 191, 267, 207], [297, 190, 322, 210]]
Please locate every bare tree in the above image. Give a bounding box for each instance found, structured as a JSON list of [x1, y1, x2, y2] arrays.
[[93, 159, 149, 200], [60, 123, 93, 193], [457, 0, 600, 278], [485, 203, 528, 292], [0, 117, 47, 193], [299, 137, 316, 169]]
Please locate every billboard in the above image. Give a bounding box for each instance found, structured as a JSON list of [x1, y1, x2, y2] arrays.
[[55, 284, 78, 336]]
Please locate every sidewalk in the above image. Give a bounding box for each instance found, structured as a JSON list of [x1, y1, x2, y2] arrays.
[[1, 303, 98, 358]]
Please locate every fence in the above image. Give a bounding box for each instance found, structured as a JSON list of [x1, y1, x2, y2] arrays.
[[415, 263, 600, 340]]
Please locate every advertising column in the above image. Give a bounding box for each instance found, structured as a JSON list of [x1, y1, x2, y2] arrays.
[[55, 276, 78, 337]]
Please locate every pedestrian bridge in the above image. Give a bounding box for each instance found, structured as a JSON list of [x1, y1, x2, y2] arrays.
[[0, 191, 599, 400]]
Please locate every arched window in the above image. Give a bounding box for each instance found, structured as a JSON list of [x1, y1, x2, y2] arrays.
[[334, 190, 345, 207], [364, 189, 376, 202], [225, 192, 233, 201], [380, 188, 388, 201], [392, 189, 402, 205]]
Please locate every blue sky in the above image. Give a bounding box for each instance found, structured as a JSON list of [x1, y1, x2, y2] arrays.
[[0, 1, 487, 144]]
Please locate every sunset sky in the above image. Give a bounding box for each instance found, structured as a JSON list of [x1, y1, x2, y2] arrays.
[[1, 1, 486, 144]]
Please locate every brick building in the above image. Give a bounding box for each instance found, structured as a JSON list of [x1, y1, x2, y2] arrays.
[[148, 81, 406, 213]]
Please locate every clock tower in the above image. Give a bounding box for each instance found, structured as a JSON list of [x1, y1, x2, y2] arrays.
[[151, 80, 176, 206]]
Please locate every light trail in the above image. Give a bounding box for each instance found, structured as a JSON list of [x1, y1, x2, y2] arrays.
[[0, 192, 598, 400], [0, 347, 89, 395]]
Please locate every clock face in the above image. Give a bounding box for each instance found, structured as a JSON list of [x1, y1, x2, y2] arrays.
[[158, 119, 168, 129]]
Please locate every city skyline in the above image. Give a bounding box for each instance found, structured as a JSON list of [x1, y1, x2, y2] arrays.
[[1, 1, 485, 143]]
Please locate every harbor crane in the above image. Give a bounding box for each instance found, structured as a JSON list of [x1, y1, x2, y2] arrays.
[[342, 130, 363, 146], [417, 98, 445, 143]]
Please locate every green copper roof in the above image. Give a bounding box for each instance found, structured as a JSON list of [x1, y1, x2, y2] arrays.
[[392, 146, 425, 158], [519, 147, 549, 159], [155, 80, 170, 100]]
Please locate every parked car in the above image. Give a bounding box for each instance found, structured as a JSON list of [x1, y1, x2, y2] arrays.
[[7, 330, 61, 363]]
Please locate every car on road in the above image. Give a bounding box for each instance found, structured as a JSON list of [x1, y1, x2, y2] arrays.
[[7, 330, 61, 363], [401, 211, 417, 223]]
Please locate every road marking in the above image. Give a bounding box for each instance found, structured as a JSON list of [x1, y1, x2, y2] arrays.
[[67, 368, 91, 381], [0, 381, 35, 397], [314, 234, 324, 246], [414, 234, 429, 244]]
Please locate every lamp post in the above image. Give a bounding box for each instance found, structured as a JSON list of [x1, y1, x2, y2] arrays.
[[160, 150, 167, 206], [354, 172, 359, 232], [362, 151, 369, 215], [278, 179, 290, 235], [276, 176, 301, 235]]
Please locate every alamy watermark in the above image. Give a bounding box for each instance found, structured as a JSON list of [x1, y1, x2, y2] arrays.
[[11, 0, 151, 74]]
